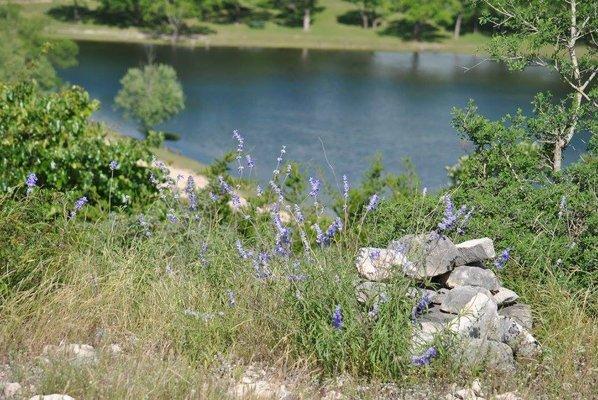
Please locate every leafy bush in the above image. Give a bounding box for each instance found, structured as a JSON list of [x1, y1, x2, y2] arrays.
[[0, 82, 161, 209]]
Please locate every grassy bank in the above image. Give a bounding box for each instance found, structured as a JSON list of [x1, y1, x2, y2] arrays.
[[17, 0, 489, 54]]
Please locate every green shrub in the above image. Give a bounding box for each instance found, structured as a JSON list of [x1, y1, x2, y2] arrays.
[[0, 82, 161, 209]]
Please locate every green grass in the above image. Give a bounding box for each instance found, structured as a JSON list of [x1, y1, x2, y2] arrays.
[[17, 0, 490, 54]]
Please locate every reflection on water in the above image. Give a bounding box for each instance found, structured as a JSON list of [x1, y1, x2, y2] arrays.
[[59, 41, 586, 189]]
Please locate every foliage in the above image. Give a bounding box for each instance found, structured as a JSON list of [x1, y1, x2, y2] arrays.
[[343, 0, 391, 28], [0, 5, 78, 90], [115, 63, 185, 132], [270, 0, 320, 30], [479, 0, 597, 171], [0, 82, 161, 208], [393, 0, 459, 40]]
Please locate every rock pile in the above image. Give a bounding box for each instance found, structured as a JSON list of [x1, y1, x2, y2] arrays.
[[355, 233, 540, 373]]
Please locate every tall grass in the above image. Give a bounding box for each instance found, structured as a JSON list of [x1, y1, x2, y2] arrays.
[[0, 149, 595, 399]]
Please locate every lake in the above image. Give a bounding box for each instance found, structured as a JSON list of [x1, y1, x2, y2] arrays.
[[59, 41, 586, 189]]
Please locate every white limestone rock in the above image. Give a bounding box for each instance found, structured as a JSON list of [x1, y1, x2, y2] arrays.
[[455, 238, 496, 265]]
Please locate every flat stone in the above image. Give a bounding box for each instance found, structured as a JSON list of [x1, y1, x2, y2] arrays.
[[491, 317, 541, 359], [355, 281, 388, 304], [29, 396, 75, 400], [419, 308, 455, 325], [440, 286, 494, 314], [448, 292, 499, 340], [493, 393, 523, 400], [389, 233, 459, 279], [454, 388, 478, 400], [444, 266, 500, 291], [4, 382, 22, 398], [455, 238, 496, 265], [493, 287, 519, 306], [431, 288, 449, 305], [355, 247, 407, 282], [455, 338, 516, 374], [43, 343, 97, 365], [498, 303, 532, 330], [411, 321, 444, 351]]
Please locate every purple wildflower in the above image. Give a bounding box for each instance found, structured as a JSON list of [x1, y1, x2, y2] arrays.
[[69, 196, 88, 218], [25, 172, 37, 195], [109, 160, 119, 171], [411, 347, 438, 366], [308, 177, 321, 198], [138, 214, 151, 237], [412, 293, 432, 321], [331, 305, 343, 330], [185, 176, 197, 210], [166, 210, 178, 224], [342, 174, 349, 211], [218, 176, 241, 208], [245, 154, 254, 169], [320, 218, 343, 245], [256, 185, 263, 197], [494, 248, 511, 270], [252, 252, 272, 279], [272, 212, 292, 255], [209, 192, 219, 202], [233, 130, 244, 155], [370, 249, 381, 260], [312, 224, 324, 245], [236, 240, 251, 259], [272, 145, 287, 176], [293, 204, 304, 223], [365, 193, 379, 212]]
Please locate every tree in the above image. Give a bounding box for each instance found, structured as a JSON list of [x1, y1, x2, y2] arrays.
[[479, 0, 597, 172], [0, 5, 78, 90], [272, 0, 319, 31], [142, 0, 196, 41], [344, 0, 389, 28], [115, 64, 185, 132], [394, 0, 458, 40], [99, 0, 146, 25]]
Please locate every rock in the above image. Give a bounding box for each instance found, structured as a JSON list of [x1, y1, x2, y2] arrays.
[[471, 379, 483, 397], [389, 233, 459, 279], [456, 338, 516, 374], [322, 389, 343, 400], [448, 292, 499, 340], [231, 380, 290, 399], [43, 343, 97, 365], [431, 288, 449, 305], [355, 281, 388, 304], [455, 238, 496, 265], [355, 248, 407, 282], [4, 382, 22, 398], [109, 343, 123, 355], [440, 286, 493, 314], [492, 393, 523, 400], [493, 287, 519, 306], [444, 266, 500, 291], [412, 320, 443, 350], [498, 304, 532, 330], [454, 388, 478, 400], [29, 395, 75, 400], [419, 309, 455, 325], [492, 317, 541, 359]]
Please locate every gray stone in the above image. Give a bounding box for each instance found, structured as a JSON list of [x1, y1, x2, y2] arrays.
[[431, 288, 449, 305], [355, 281, 388, 304], [419, 309, 455, 325], [355, 247, 407, 282], [29, 396, 75, 400], [448, 292, 499, 340], [42, 343, 97, 365], [492, 317, 541, 359], [440, 286, 494, 314], [389, 233, 459, 279], [455, 238, 496, 265], [498, 303, 532, 330], [493, 393, 523, 400], [493, 287, 519, 306], [456, 338, 516, 374], [444, 266, 500, 291], [411, 321, 444, 351], [4, 382, 22, 398]]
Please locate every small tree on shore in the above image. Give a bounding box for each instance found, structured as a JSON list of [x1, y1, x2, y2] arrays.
[[479, 0, 597, 172], [115, 64, 185, 133]]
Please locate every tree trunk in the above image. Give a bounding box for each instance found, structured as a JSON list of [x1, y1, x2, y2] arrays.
[[73, 0, 80, 22], [413, 21, 422, 41], [473, 12, 479, 33], [303, 8, 311, 31], [453, 13, 462, 39], [361, 11, 369, 29], [553, 139, 563, 172]]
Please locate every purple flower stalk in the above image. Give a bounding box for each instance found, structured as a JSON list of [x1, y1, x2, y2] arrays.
[[236, 240, 251, 259], [25, 172, 37, 195], [245, 154, 254, 169], [494, 248, 511, 270], [166, 210, 178, 224], [256, 185, 263, 197], [312, 224, 324, 245], [109, 160, 120, 171], [138, 214, 152, 237], [412, 293, 432, 321], [308, 177, 321, 198], [233, 130, 244, 155], [370, 249, 381, 260], [319, 218, 343, 246], [331, 305, 343, 330], [411, 347, 438, 366], [293, 204, 304, 223], [365, 193, 379, 212], [252, 252, 272, 279]]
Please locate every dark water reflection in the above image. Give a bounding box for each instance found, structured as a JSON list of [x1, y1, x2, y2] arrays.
[[59, 41, 587, 189]]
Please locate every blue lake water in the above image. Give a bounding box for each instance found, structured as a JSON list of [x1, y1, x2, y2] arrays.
[[59, 41, 587, 189]]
